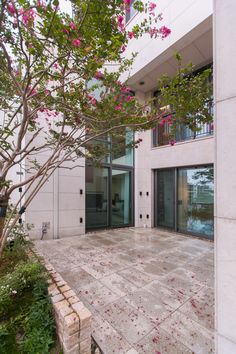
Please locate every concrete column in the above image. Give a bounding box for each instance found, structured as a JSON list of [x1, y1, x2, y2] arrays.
[[214, 1, 236, 352]]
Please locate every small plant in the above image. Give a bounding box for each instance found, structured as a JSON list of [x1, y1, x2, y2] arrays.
[[0, 239, 58, 353]]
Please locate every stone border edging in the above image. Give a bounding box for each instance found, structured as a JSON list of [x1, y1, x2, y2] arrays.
[[32, 249, 92, 354]]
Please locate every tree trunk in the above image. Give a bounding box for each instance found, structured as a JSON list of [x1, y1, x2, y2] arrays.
[[0, 196, 9, 256]]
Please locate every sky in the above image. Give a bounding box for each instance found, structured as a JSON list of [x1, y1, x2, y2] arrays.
[[59, 0, 72, 16]]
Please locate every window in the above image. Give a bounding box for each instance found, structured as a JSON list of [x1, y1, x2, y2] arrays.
[[125, 0, 137, 23], [155, 165, 214, 239], [152, 65, 213, 147]]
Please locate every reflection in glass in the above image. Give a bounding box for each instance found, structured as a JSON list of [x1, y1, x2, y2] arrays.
[[178, 166, 214, 237], [156, 170, 175, 228], [112, 170, 131, 227], [86, 166, 109, 229], [112, 129, 134, 166]]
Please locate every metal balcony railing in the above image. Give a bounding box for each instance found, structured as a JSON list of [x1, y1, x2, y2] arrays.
[[152, 120, 213, 147]]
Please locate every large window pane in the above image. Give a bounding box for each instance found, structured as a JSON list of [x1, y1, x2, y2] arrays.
[[178, 166, 214, 237], [86, 166, 109, 229], [111, 169, 131, 227], [112, 129, 134, 166]]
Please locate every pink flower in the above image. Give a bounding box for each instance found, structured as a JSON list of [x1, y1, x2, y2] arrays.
[[91, 98, 97, 106], [69, 22, 76, 30], [37, 0, 45, 8], [117, 15, 124, 31], [62, 28, 69, 34], [128, 31, 134, 39], [94, 71, 103, 80], [28, 88, 37, 97], [118, 15, 124, 24], [123, 0, 131, 5], [125, 95, 133, 102], [53, 63, 58, 69], [121, 44, 126, 52], [159, 119, 166, 126], [160, 26, 171, 39], [115, 105, 122, 110], [72, 39, 81, 47], [149, 2, 157, 12], [7, 3, 16, 15], [121, 86, 132, 93], [20, 8, 35, 27]]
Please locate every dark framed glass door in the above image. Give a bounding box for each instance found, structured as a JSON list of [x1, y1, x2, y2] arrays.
[[111, 169, 132, 227], [155, 169, 175, 229], [155, 165, 214, 239], [86, 166, 133, 230], [86, 166, 109, 230]]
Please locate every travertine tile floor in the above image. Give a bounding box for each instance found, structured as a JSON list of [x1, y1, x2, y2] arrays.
[[35, 228, 214, 354]]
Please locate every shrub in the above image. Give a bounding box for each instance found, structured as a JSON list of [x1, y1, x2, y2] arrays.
[[0, 261, 44, 317]]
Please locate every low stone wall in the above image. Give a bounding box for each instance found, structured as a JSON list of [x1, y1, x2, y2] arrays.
[[33, 250, 92, 354]]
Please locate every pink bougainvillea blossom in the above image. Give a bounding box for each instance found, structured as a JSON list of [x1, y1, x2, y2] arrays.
[[118, 15, 124, 24], [94, 71, 103, 80], [169, 139, 176, 146], [7, 3, 16, 15], [149, 2, 157, 12], [69, 22, 76, 30], [117, 15, 125, 31], [91, 98, 97, 106], [37, 0, 46, 8], [125, 95, 133, 102], [115, 105, 122, 110], [62, 28, 69, 35], [121, 44, 126, 52], [160, 26, 171, 38], [20, 8, 35, 27], [123, 0, 131, 5], [72, 39, 81, 47], [121, 86, 132, 93], [159, 119, 166, 126], [128, 31, 135, 39]]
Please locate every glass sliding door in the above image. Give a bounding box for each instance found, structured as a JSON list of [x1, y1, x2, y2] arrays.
[[156, 169, 175, 229], [177, 166, 214, 238], [86, 166, 109, 230], [111, 169, 132, 227]]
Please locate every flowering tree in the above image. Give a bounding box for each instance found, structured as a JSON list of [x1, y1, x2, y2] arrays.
[[0, 0, 171, 254]]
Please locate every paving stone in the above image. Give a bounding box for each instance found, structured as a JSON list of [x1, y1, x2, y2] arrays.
[[92, 314, 132, 354], [135, 327, 192, 354], [118, 267, 153, 287], [178, 286, 214, 329], [159, 311, 214, 354], [100, 298, 155, 345], [35, 228, 214, 354], [100, 273, 138, 297], [76, 280, 120, 309], [159, 267, 205, 296], [134, 259, 177, 280]]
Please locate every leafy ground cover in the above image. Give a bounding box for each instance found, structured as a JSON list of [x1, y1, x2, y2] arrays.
[[0, 232, 61, 354]]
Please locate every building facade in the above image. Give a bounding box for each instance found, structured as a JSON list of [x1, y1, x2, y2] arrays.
[[21, 0, 236, 352], [25, 0, 214, 242]]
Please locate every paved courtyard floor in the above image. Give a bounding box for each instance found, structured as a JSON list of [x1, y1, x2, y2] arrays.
[[35, 228, 214, 354]]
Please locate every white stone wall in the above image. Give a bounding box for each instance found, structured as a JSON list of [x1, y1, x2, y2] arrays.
[[122, 0, 213, 90], [24, 120, 86, 240], [214, 0, 236, 351], [134, 117, 214, 229]]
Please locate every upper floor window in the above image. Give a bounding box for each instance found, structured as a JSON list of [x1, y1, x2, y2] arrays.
[[152, 64, 213, 147], [125, 0, 137, 23]]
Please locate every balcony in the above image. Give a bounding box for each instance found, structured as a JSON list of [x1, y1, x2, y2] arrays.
[[152, 120, 214, 147]]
